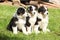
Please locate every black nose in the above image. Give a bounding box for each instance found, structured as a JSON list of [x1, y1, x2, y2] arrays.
[[47, 13, 48, 14], [34, 12, 35, 14]]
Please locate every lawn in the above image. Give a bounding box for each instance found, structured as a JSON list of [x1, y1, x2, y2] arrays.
[[0, 5, 60, 40]]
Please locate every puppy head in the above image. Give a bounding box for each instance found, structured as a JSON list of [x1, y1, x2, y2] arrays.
[[16, 7, 27, 18], [27, 5, 38, 17], [38, 5, 48, 15]]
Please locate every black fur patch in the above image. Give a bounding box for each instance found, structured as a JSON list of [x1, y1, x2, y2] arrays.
[[27, 6, 33, 13], [27, 5, 38, 13], [35, 17, 41, 25], [38, 27, 42, 31], [37, 18, 42, 21], [38, 6, 47, 14], [47, 13, 48, 14], [25, 16, 31, 27], [7, 17, 18, 31], [17, 8, 25, 15], [33, 5, 38, 10], [17, 29, 22, 32]]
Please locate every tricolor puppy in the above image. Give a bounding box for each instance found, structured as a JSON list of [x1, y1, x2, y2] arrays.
[[25, 5, 38, 34], [36, 5, 50, 33], [7, 7, 28, 35]]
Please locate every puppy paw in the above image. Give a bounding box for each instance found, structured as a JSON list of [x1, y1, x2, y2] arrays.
[[23, 32, 29, 35], [28, 31, 32, 34], [42, 28, 50, 33], [13, 32, 17, 34], [35, 31, 40, 34], [46, 29, 50, 32]]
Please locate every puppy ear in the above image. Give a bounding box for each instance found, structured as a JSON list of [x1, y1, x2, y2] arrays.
[[17, 8, 25, 15], [33, 5, 38, 10], [27, 6, 33, 12], [43, 5, 48, 11]]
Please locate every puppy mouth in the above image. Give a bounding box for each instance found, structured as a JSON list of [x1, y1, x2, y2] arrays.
[[17, 15, 25, 19], [39, 12, 47, 18], [30, 13, 34, 17], [29, 12, 35, 17]]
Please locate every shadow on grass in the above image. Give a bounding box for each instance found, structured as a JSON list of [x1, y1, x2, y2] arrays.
[[0, 33, 27, 40], [0, 34, 9, 40]]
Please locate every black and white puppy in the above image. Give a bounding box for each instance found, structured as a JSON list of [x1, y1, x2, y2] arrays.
[[26, 5, 38, 34], [7, 7, 28, 35], [36, 5, 50, 33]]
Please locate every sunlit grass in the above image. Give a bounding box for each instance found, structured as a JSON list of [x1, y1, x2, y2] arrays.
[[0, 5, 60, 40]]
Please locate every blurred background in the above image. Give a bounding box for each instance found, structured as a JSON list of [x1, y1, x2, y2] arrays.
[[0, 0, 60, 8]]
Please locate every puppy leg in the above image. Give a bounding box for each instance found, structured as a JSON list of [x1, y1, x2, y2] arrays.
[[22, 26, 28, 35], [12, 26, 18, 34], [41, 21, 50, 33], [34, 25, 40, 34], [27, 26, 32, 34]]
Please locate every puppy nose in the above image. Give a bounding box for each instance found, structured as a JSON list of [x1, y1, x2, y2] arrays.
[[47, 13, 48, 14], [34, 12, 35, 14]]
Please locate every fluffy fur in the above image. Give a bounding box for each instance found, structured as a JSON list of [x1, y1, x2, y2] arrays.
[[7, 7, 28, 35], [7, 5, 50, 35], [26, 5, 38, 34], [37, 5, 50, 33]]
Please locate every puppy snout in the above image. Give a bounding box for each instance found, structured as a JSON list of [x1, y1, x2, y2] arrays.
[[34, 12, 35, 14]]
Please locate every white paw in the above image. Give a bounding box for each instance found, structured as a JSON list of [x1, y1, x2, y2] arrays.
[[42, 29, 50, 33], [37, 31, 40, 33], [35, 31, 40, 34], [42, 29, 47, 33], [46, 29, 50, 32], [28, 31, 32, 34], [13, 32, 17, 34], [23, 32, 29, 35]]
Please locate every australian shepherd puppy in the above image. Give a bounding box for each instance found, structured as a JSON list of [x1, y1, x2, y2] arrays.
[[25, 5, 38, 34], [35, 5, 50, 33], [7, 7, 29, 35]]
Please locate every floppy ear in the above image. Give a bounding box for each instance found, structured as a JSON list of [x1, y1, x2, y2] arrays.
[[33, 5, 38, 10], [17, 8, 25, 15], [17, 8, 21, 15], [38, 4, 43, 10], [27, 6, 33, 12], [43, 5, 48, 11], [38, 7, 43, 13]]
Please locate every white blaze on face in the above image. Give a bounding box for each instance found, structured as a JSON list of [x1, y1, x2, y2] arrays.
[[43, 6, 48, 15], [31, 6, 37, 15], [32, 6, 36, 10], [44, 11, 48, 15]]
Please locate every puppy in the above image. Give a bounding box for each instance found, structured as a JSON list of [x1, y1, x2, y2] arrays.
[[37, 5, 50, 33], [26, 5, 38, 34], [7, 7, 28, 35]]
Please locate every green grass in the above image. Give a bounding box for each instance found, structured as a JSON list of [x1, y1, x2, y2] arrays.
[[0, 5, 60, 40]]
